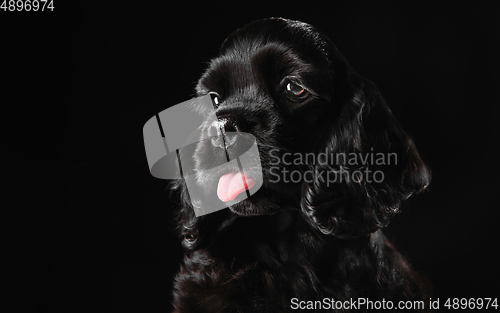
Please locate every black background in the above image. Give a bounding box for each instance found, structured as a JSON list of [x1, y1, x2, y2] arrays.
[[3, 1, 499, 312]]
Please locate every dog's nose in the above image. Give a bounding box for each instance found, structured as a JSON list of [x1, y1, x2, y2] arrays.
[[220, 115, 248, 133], [209, 115, 248, 149]]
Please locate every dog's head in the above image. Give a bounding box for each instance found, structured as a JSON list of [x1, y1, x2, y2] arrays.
[[172, 18, 430, 248]]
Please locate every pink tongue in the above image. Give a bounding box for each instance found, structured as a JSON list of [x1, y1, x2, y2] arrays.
[[217, 171, 256, 202]]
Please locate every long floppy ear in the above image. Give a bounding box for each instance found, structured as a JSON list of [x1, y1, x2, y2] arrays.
[[301, 67, 431, 239]]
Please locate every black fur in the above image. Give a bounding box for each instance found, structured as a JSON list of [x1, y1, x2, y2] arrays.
[[170, 18, 431, 312]]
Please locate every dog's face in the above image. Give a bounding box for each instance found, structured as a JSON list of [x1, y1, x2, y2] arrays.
[[176, 18, 430, 245], [193, 19, 338, 216]]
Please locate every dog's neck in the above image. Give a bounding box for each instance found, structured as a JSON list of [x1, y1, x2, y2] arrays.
[[207, 209, 373, 267], [216, 209, 302, 237]]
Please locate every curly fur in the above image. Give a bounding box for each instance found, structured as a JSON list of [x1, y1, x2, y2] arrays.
[[169, 18, 431, 312]]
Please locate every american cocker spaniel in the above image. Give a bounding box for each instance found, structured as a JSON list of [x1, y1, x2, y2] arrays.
[[170, 17, 431, 312]]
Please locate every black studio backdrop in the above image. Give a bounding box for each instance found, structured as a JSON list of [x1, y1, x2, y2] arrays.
[[3, 1, 499, 312]]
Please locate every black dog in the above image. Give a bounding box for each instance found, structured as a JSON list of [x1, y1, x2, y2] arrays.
[[170, 18, 431, 312]]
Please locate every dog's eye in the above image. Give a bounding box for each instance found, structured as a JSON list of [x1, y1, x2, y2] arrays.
[[213, 96, 220, 105], [209, 92, 222, 107], [284, 82, 309, 100]]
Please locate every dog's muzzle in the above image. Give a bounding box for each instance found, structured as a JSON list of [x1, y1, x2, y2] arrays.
[[143, 94, 264, 216]]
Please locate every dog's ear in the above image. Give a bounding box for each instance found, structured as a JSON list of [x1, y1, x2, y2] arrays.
[[301, 66, 431, 239]]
